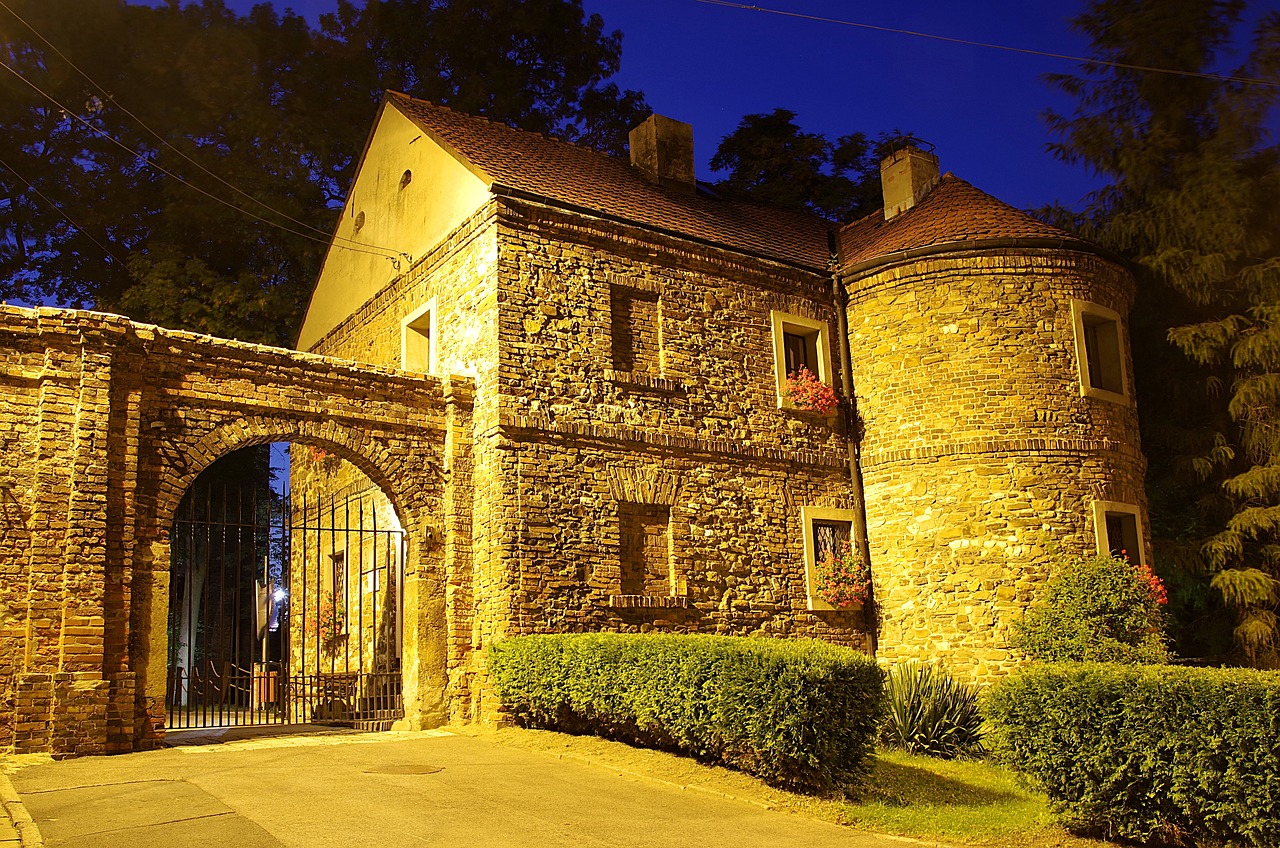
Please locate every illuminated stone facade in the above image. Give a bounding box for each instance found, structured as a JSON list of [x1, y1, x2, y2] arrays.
[[297, 97, 1146, 693], [0, 96, 1148, 755], [0, 306, 465, 754]]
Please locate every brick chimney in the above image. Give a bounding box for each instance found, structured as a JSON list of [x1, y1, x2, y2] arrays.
[[629, 114, 695, 195], [880, 142, 940, 220]]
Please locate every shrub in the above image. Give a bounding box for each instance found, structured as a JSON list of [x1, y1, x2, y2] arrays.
[[487, 633, 885, 793], [1010, 554, 1170, 663], [985, 663, 1280, 846], [880, 662, 984, 758]]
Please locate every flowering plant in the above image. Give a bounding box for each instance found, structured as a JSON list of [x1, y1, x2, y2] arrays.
[[784, 366, 839, 414], [1127, 553, 1168, 606], [305, 593, 346, 653], [816, 540, 872, 608]]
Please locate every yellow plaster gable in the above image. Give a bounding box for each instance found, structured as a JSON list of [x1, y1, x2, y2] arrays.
[[297, 104, 490, 351]]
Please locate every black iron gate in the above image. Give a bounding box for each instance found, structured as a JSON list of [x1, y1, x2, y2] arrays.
[[165, 475, 406, 731]]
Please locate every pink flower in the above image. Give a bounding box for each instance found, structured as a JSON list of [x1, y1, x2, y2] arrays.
[[816, 541, 872, 608], [783, 366, 839, 414], [1134, 560, 1168, 606]]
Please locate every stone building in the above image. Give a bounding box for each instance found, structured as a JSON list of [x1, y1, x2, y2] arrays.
[[0, 93, 1146, 755], [297, 93, 1146, 696]]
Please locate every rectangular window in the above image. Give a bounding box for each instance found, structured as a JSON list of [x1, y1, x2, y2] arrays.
[[770, 310, 834, 409], [610, 285, 661, 376], [1071, 299, 1128, 402], [618, 502, 671, 596], [1092, 500, 1145, 565], [328, 551, 346, 600], [783, 331, 815, 376], [800, 506, 857, 611], [401, 300, 436, 374]]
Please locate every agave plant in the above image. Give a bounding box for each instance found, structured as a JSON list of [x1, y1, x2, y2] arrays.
[[881, 662, 985, 759]]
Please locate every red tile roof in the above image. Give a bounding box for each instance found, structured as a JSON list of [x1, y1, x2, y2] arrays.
[[838, 174, 1087, 268], [389, 93, 834, 270]]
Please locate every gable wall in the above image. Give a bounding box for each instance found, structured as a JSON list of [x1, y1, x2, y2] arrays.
[[302, 203, 502, 718], [299, 107, 492, 351]]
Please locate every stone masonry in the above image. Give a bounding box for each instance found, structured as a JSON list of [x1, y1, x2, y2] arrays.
[[1, 98, 1151, 755], [0, 305, 468, 755]]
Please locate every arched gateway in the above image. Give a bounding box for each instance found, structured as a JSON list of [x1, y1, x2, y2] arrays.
[[0, 305, 473, 756]]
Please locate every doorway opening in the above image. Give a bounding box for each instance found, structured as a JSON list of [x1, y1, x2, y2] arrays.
[[164, 443, 406, 732]]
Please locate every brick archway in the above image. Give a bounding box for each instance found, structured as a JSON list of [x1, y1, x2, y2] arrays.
[[139, 416, 444, 744], [0, 306, 473, 755]]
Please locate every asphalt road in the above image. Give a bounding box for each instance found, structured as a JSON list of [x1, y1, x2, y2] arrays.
[[8, 728, 913, 848]]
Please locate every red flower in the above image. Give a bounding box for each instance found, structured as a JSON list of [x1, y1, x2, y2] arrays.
[[783, 366, 839, 414], [1134, 560, 1168, 606], [816, 541, 872, 608]]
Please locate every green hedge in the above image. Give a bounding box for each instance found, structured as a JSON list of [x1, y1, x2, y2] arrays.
[[985, 663, 1280, 846], [487, 633, 885, 793]]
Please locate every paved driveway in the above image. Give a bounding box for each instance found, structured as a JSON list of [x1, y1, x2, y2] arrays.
[[8, 729, 912, 848]]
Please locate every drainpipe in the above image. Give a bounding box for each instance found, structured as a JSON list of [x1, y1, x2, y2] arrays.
[[831, 257, 877, 654]]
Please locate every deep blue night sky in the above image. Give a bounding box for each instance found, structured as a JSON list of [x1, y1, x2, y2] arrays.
[[123, 0, 1280, 212]]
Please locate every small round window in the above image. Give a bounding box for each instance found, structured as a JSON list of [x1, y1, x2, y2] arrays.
[[353, 211, 366, 234], [400, 169, 413, 190]]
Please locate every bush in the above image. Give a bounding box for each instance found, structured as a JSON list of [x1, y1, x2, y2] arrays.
[[880, 662, 984, 758], [985, 663, 1280, 846], [1010, 554, 1170, 663], [487, 633, 886, 793]]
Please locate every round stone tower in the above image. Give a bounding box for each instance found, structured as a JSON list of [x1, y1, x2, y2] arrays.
[[838, 145, 1147, 681]]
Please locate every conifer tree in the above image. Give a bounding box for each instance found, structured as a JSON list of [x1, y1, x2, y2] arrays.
[[1046, 0, 1280, 663]]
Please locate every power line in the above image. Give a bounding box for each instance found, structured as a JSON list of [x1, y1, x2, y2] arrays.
[[0, 0, 389, 256], [694, 0, 1280, 89], [0, 153, 147, 288], [0, 55, 404, 264], [0, 59, 411, 269]]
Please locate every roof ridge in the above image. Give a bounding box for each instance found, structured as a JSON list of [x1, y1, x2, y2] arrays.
[[388, 90, 592, 151], [837, 169, 1085, 266]]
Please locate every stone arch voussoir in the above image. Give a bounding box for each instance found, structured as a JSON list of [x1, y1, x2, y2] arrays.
[[154, 414, 438, 543]]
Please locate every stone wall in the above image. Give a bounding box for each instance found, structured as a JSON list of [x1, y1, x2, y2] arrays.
[[488, 199, 872, 652], [0, 305, 464, 754], [844, 248, 1147, 679], [304, 194, 875, 711]]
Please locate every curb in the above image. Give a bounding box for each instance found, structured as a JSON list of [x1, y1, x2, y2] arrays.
[[0, 770, 42, 848]]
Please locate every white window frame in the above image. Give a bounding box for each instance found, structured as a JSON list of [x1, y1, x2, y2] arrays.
[[400, 298, 437, 374], [1092, 500, 1146, 565], [1070, 298, 1129, 404], [801, 506, 857, 611], [770, 310, 835, 410]]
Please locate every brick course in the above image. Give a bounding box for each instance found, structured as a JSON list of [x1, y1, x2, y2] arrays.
[[0, 305, 463, 754]]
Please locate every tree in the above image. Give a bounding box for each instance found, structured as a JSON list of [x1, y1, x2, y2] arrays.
[[0, 0, 648, 344], [708, 108, 886, 221], [1045, 0, 1280, 664]]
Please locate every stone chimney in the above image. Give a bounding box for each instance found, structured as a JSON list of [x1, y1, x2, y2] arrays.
[[629, 114, 695, 195], [880, 142, 940, 220]]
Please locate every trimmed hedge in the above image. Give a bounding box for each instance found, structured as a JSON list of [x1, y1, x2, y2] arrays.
[[487, 633, 885, 793], [985, 663, 1280, 846]]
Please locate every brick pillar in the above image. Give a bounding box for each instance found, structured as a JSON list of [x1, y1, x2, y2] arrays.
[[17, 337, 116, 754], [442, 377, 475, 722]]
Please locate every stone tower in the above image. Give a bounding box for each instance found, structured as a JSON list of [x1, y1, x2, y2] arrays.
[[837, 145, 1147, 679]]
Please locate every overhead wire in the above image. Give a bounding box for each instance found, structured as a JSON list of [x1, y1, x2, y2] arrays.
[[0, 152, 148, 287], [0, 55, 405, 263], [694, 0, 1280, 89], [0, 20, 410, 267], [0, 0, 399, 257]]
